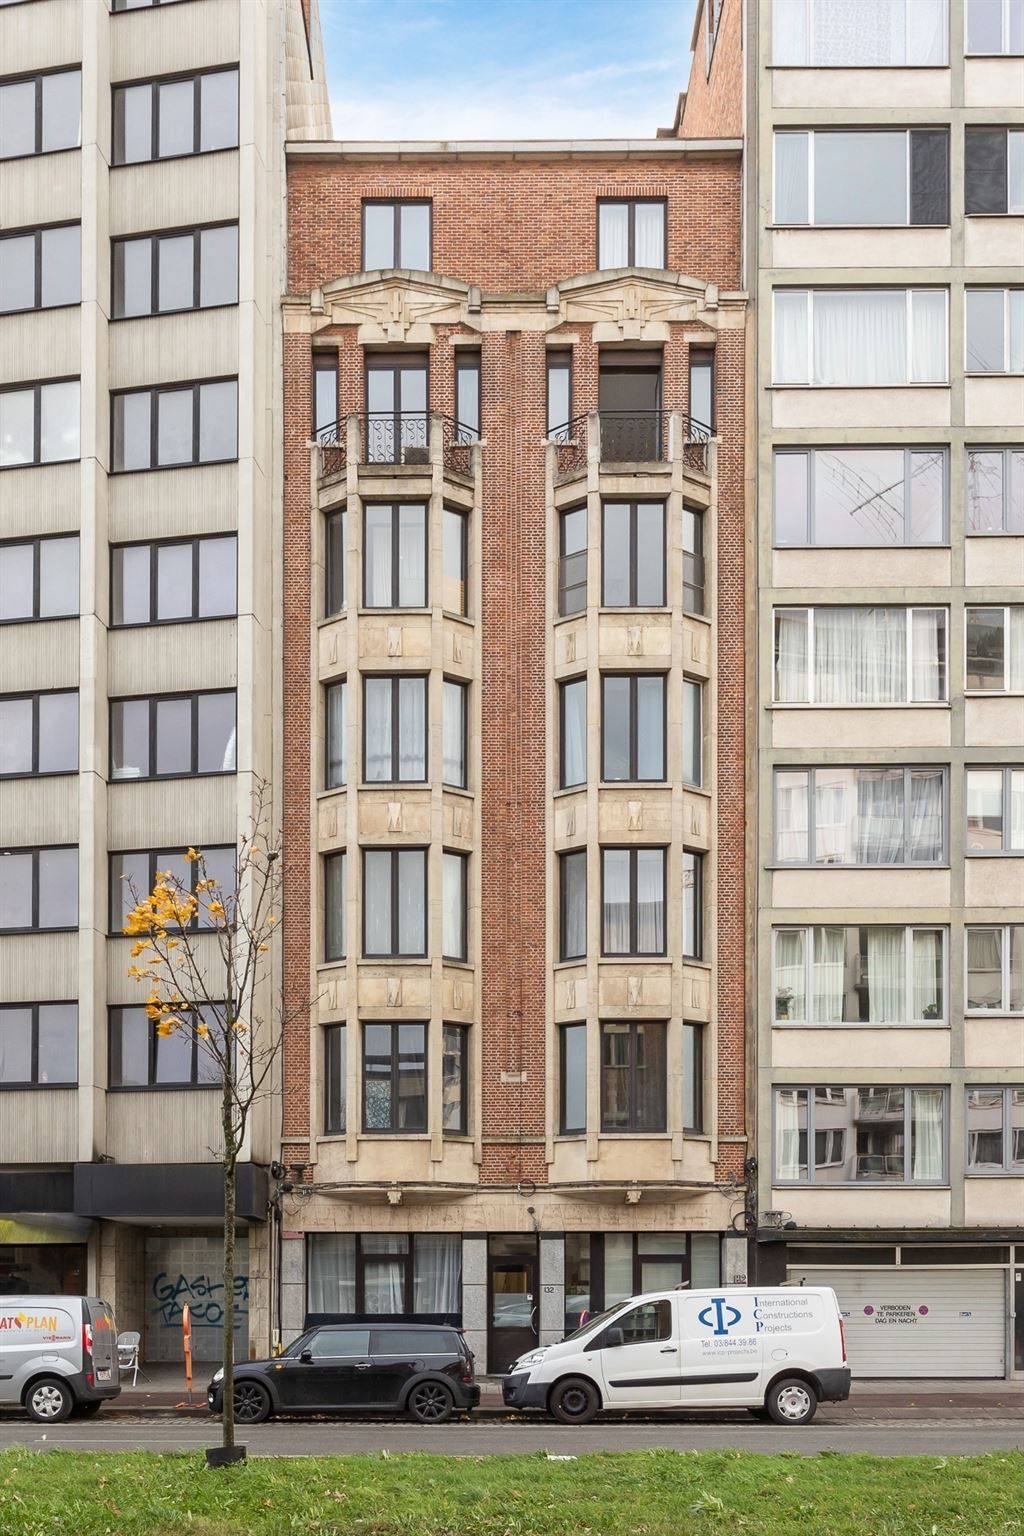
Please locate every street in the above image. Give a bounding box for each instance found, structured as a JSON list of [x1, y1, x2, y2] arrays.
[[0, 1414, 1020, 1457]]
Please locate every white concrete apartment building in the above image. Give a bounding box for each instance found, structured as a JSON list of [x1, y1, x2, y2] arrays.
[[747, 0, 1024, 1377], [0, 0, 328, 1361]]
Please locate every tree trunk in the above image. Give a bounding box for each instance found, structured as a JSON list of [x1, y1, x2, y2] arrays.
[[222, 1077, 236, 1451]]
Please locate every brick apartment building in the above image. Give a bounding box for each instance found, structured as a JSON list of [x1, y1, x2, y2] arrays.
[[278, 119, 749, 1368]]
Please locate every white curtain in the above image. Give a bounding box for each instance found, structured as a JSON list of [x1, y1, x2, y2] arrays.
[[413, 1236, 462, 1314], [602, 850, 630, 953], [912, 928, 943, 1020], [814, 607, 906, 704], [776, 772, 809, 862], [910, 290, 947, 383], [443, 681, 465, 785], [773, 291, 809, 383], [307, 1235, 356, 1313], [911, 608, 945, 701], [1009, 609, 1024, 691], [908, 769, 944, 862], [636, 849, 664, 953], [327, 681, 346, 787], [774, 930, 806, 1021], [398, 506, 425, 606], [856, 769, 904, 863], [867, 927, 905, 1023], [1010, 290, 1024, 375], [562, 680, 586, 787], [634, 203, 664, 267], [774, 610, 809, 702], [813, 291, 906, 386], [773, 0, 809, 62], [813, 927, 846, 1022], [397, 676, 426, 781], [366, 510, 392, 605], [442, 853, 465, 959], [397, 849, 425, 953], [776, 1090, 805, 1180], [1011, 770, 1024, 851], [911, 1088, 944, 1181], [364, 1238, 408, 1314], [908, 0, 948, 63], [966, 927, 1002, 1011], [598, 205, 628, 268], [364, 679, 391, 781], [775, 132, 809, 222]]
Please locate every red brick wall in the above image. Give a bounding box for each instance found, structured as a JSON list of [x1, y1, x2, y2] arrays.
[[680, 0, 744, 142]]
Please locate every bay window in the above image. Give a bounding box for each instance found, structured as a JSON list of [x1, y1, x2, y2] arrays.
[[774, 1086, 947, 1184], [600, 1021, 667, 1132], [966, 607, 1024, 691], [601, 673, 665, 782], [324, 850, 346, 961], [966, 926, 1024, 1012], [773, 289, 947, 386], [773, 926, 946, 1025], [773, 607, 947, 704], [683, 1024, 703, 1133], [442, 509, 467, 615], [602, 501, 665, 607], [560, 1022, 587, 1134], [559, 849, 586, 962], [442, 1025, 468, 1135], [363, 674, 426, 783], [363, 503, 426, 608], [325, 509, 346, 614], [772, 0, 948, 65], [683, 851, 702, 960], [966, 289, 1024, 374], [601, 846, 666, 955], [558, 507, 587, 615], [443, 679, 467, 787], [325, 679, 346, 789], [775, 130, 949, 227], [362, 848, 426, 957], [442, 851, 467, 961], [774, 766, 946, 866], [362, 1022, 427, 1133], [966, 1088, 1024, 1173], [683, 679, 703, 787], [307, 1232, 461, 1317], [559, 677, 586, 789], [966, 448, 1024, 534], [774, 447, 947, 547], [324, 1024, 346, 1134], [966, 767, 1024, 853]]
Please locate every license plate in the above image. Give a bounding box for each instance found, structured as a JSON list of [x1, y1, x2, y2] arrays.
[[96, 1368, 111, 1382]]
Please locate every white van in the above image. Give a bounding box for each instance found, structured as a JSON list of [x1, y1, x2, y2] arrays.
[[501, 1285, 850, 1426], [0, 1296, 120, 1422]]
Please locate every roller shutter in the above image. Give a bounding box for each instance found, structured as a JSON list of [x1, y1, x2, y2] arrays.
[[789, 1267, 1006, 1378]]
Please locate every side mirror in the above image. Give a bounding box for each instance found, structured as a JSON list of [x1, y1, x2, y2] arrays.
[[299, 1349, 313, 1363], [601, 1327, 625, 1350]]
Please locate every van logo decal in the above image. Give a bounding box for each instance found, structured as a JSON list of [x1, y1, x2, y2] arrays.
[[0, 1312, 59, 1332], [697, 1298, 742, 1336]]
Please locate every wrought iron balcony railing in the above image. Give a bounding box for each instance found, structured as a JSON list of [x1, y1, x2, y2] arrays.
[[548, 410, 714, 478], [314, 413, 478, 479]]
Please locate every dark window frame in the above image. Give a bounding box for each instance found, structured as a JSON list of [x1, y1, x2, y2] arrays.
[[324, 1022, 346, 1134], [362, 673, 428, 784], [0, 1002, 78, 1088], [361, 846, 428, 959], [442, 676, 468, 788], [546, 349, 573, 435], [109, 533, 238, 627], [599, 1019, 668, 1134], [0, 845, 78, 934], [683, 504, 705, 615], [442, 849, 468, 962], [361, 1020, 428, 1134], [601, 500, 667, 609], [0, 688, 78, 779], [454, 350, 481, 441], [110, 219, 239, 318], [558, 675, 587, 790], [324, 849, 347, 962], [442, 1022, 469, 1136], [683, 849, 704, 960], [0, 376, 81, 469], [0, 534, 78, 625], [109, 375, 239, 473], [360, 199, 433, 271], [600, 845, 668, 957], [442, 506, 468, 617], [313, 352, 340, 439], [325, 508, 346, 614], [596, 198, 668, 269], [559, 848, 587, 963], [559, 1021, 587, 1134], [362, 501, 428, 609], [107, 844, 236, 935], [324, 678, 347, 790], [112, 0, 195, 11], [688, 347, 715, 431], [683, 1021, 704, 1133], [558, 505, 588, 616], [0, 66, 81, 163], [600, 671, 667, 783], [0, 221, 81, 315], [111, 65, 240, 169], [108, 688, 237, 782], [107, 1003, 224, 1091], [363, 354, 429, 466]]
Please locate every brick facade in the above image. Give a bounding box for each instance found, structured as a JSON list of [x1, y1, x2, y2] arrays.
[[679, 0, 744, 142]]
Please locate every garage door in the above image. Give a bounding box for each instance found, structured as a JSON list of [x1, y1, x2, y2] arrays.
[[790, 1268, 1007, 1378]]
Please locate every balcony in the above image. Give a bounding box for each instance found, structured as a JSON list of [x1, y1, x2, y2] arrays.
[[315, 412, 476, 480], [549, 410, 712, 481]]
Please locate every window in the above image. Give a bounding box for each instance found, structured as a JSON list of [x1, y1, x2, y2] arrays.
[[602, 674, 665, 782], [442, 509, 467, 614], [325, 680, 346, 789], [363, 848, 426, 957], [560, 849, 587, 962], [0, 379, 80, 466], [683, 507, 705, 615], [325, 510, 346, 615], [683, 679, 703, 787], [362, 201, 431, 271], [111, 379, 238, 470], [966, 926, 1024, 1012], [0, 536, 78, 622], [363, 675, 426, 783], [109, 846, 237, 934], [967, 1088, 1024, 1173], [559, 678, 586, 789], [443, 851, 467, 961], [363, 504, 426, 607], [443, 679, 467, 787], [110, 536, 236, 625], [706, 0, 725, 70], [324, 851, 346, 961], [454, 352, 480, 440], [966, 607, 1024, 691], [109, 1004, 223, 1088], [313, 354, 339, 440], [966, 0, 1024, 54], [0, 1004, 77, 1086], [324, 1024, 346, 1134], [772, 0, 948, 64], [558, 507, 587, 616], [112, 68, 239, 165], [600, 1021, 667, 1132], [0, 690, 77, 778], [773, 607, 947, 704], [109, 690, 236, 780], [0, 846, 77, 932], [966, 767, 1024, 853], [688, 349, 714, 432], [597, 200, 666, 269], [774, 289, 948, 386], [966, 289, 1024, 374], [0, 224, 80, 314], [362, 1022, 427, 1132], [560, 1022, 587, 1134], [365, 355, 428, 464], [442, 1024, 468, 1135], [774, 447, 947, 547], [0, 69, 80, 159], [966, 448, 1024, 534], [773, 926, 946, 1025], [602, 847, 665, 955], [602, 502, 665, 607], [774, 131, 949, 227], [113, 0, 193, 9], [683, 851, 702, 960], [965, 129, 1024, 216], [547, 350, 572, 435], [774, 1086, 948, 1184], [683, 1023, 703, 1133], [112, 224, 238, 318], [774, 766, 946, 866], [307, 1232, 461, 1316]]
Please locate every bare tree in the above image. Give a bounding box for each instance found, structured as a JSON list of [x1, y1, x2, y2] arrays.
[[122, 782, 282, 1460]]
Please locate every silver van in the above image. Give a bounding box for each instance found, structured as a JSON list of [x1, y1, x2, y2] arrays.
[[0, 1296, 120, 1421]]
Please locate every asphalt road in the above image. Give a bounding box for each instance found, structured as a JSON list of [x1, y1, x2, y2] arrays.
[[0, 1416, 1021, 1457]]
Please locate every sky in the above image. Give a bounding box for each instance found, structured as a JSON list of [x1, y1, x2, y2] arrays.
[[320, 0, 698, 142]]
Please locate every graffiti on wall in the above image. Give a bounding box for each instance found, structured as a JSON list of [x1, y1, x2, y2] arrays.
[[151, 1272, 249, 1331]]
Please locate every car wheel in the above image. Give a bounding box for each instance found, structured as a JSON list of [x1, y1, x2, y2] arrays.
[[765, 1377, 817, 1427], [72, 1401, 103, 1418], [233, 1380, 272, 1425], [25, 1378, 74, 1424], [407, 1381, 454, 1425], [549, 1377, 599, 1426]]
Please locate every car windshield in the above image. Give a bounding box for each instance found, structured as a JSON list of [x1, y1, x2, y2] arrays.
[[562, 1304, 622, 1343], [279, 1331, 315, 1358]]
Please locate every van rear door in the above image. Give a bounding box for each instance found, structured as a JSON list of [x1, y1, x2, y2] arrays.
[[84, 1300, 118, 1387]]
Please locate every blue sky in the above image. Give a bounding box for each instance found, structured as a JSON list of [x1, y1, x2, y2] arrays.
[[320, 0, 697, 140]]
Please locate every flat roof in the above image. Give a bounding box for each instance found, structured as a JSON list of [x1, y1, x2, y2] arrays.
[[286, 137, 742, 161]]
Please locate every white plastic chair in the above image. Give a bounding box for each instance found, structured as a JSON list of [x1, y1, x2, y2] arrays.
[[117, 1330, 143, 1387]]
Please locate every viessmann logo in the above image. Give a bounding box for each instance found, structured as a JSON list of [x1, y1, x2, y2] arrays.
[[0, 1312, 60, 1332]]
